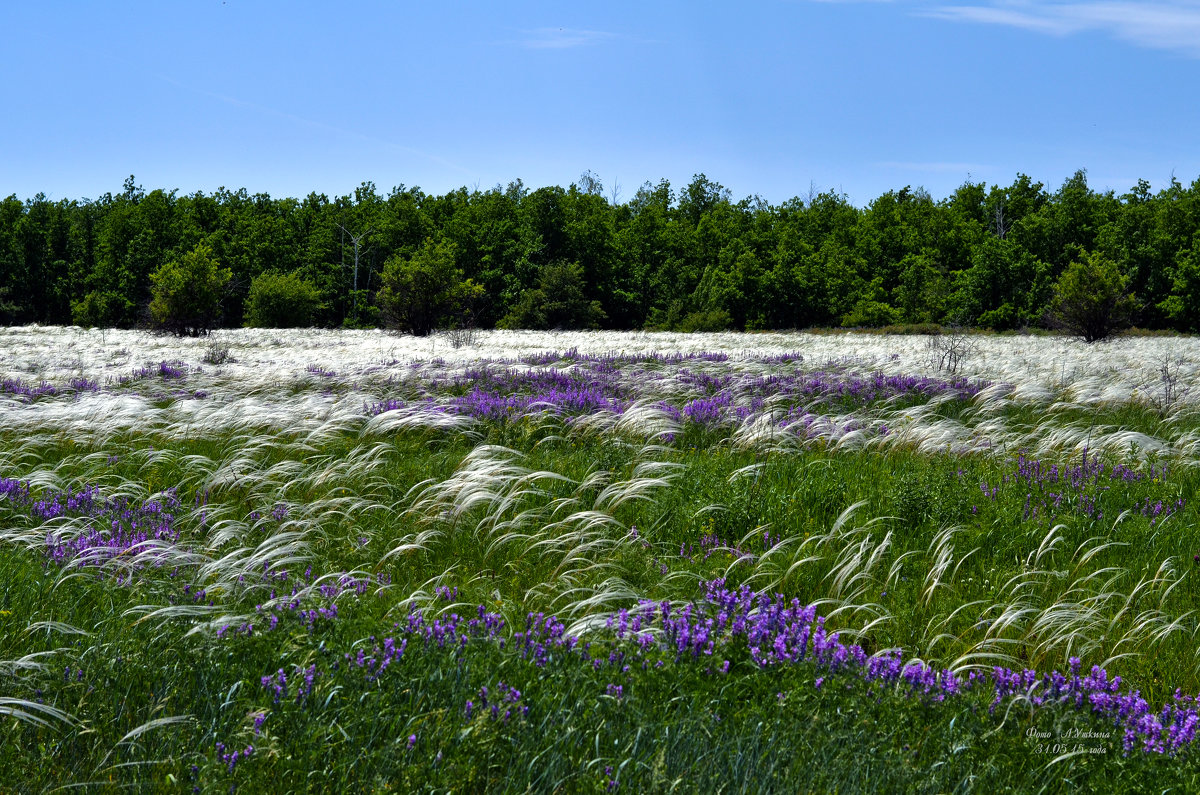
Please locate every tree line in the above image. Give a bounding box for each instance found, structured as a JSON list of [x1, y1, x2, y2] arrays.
[[2, 170, 1199, 335]]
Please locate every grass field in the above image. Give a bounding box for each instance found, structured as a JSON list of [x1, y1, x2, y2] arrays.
[[4, 326, 1200, 792]]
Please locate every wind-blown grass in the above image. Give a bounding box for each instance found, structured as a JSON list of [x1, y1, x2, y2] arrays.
[[4, 326, 1200, 790]]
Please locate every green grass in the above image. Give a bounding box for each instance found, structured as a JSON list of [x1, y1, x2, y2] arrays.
[[3, 394, 1200, 791]]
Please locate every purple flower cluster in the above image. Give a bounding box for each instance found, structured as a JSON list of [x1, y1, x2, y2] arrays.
[[1, 363, 205, 403], [0, 477, 32, 503], [681, 392, 732, 426], [215, 741, 254, 774], [344, 637, 407, 683], [0, 478, 183, 572], [598, 580, 1200, 754], [472, 681, 527, 721], [1, 376, 98, 402], [513, 612, 579, 667], [0, 377, 61, 401], [763, 369, 989, 406], [234, 575, 1200, 757], [364, 352, 989, 432], [678, 530, 781, 562], [128, 360, 188, 381], [974, 450, 1185, 524], [260, 664, 319, 704], [48, 499, 180, 568], [400, 604, 509, 650], [989, 660, 1200, 754], [247, 570, 391, 635], [253, 603, 513, 716]]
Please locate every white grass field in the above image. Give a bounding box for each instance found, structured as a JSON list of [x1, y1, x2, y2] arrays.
[[3, 325, 1197, 457]]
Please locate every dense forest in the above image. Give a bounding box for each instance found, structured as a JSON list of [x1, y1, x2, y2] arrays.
[[3, 170, 1200, 333]]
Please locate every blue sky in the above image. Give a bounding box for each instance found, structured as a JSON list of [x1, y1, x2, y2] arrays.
[[3, 1, 1199, 206]]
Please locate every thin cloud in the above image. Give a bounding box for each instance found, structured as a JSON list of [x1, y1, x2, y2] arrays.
[[926, 2, 1200, 55], [925, 5, 1086, 35], [512, 28, 617, 50]]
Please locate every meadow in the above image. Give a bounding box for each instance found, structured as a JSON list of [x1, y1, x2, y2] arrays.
[[4, 325, 1200, 792]]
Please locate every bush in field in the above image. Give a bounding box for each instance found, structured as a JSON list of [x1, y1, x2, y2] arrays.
[[378, 238, 482, 336], [676, 308, 732, 332], [925, 326, 978, 374], [841, 299, 900, 328], [243, 270, 324, 328], [1047, 251, 1136, 343], [148, 243, 232, 336], [201, 340, 235, 364]]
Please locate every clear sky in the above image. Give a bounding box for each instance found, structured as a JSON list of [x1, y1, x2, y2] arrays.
[[3, 1, 1199, 206]]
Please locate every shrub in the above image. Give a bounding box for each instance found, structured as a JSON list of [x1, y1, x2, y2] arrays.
[[840, 300, 900, 328], [977, 302, 1018, 331], [880, 323, 943, 336], [201, 341, 235, 365], [1047, 251, 1136, 343], [378, 239, 482, 337], [244, 271, 324, 328], [148, 243, 232, 336], [676, 309, 732, 333], [925, 327, 979, 374]]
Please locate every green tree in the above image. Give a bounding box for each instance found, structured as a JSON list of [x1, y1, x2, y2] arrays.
[[377, 238, 482, 336], [1047, 250, 1136, 342], [71, 289, 132, 328], [692, 242, 764, 330], [498, 261, 605, 330], [1157, 238, 1200, 332], [893, 254, 948, 324], [243, 270, 324, 328], [0, 195, 29, 323], [148, 242, 232, 335], [841, 277, 900, 327], [947, 237, 1045, 329], [0, 286, 20, 324]]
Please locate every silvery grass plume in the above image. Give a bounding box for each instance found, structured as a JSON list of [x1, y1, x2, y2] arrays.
[[710, 489, 1198, 679], [934, 514, 1195, 676], [398, 442, 683, 612], [735, 502, 895, 638], [0, 697, 77, 729]]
